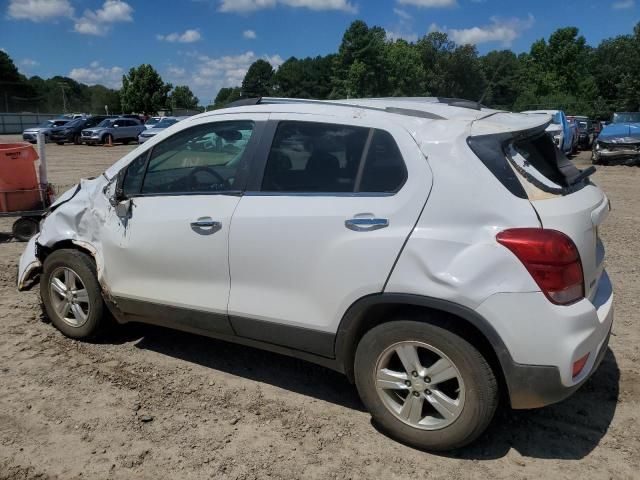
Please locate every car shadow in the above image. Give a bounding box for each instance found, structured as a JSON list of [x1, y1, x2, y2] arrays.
[[128, 323, 365, 411], [126, 323, 619, 458]]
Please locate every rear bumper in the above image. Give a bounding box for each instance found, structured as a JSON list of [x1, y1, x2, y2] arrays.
[[477, 270, 614, 409]]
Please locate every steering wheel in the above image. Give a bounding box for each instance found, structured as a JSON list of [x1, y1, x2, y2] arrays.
[[187, 165, 229, 191]]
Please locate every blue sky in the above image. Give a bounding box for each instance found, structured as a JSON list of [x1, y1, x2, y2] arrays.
[[2, 0, 639, 104]]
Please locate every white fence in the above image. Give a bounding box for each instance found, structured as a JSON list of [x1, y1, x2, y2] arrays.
[[0, 113, 61, 134]]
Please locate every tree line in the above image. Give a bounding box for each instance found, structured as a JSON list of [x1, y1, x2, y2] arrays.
[[0, 51, 199, 115], [217, 20, 640, 119]]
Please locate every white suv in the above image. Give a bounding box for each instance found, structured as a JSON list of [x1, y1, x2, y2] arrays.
[[17, 97, 614, 450]]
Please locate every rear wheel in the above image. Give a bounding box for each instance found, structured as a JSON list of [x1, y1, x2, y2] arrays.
[[355, 320, 497, 451], [73, 134, 81, 145], [41, 249, 108, 340]]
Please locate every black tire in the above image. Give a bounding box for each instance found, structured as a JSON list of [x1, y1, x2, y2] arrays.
[[12, 217, 39, 241], [354, 320, 498, 451], [40, 249, 108, 340], [73, 134, 81, 145], [103, 133, 113, 145], [56, 141, 64, 145], [122, 139, 130, 145]]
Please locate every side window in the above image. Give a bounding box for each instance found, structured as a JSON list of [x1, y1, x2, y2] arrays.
[[122, 152, 148, 196], [358, 130, 407, 193], [261, 121, 368, 192], [261, 121, 407, 194], [140, 121, 254, 195]]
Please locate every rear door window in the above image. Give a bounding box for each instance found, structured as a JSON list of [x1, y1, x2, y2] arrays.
[[261, 121, 407, 194]]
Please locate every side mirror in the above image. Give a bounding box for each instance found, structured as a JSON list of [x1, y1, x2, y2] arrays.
[[115, 199, 132, 218], [113, 124, 119, 128]]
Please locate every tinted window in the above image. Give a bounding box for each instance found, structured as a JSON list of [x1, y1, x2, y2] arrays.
[[359, 130, 407, 193], [261, 121, 406, 194], [141, 121, 253, 194], [261, 122, 368, 192]]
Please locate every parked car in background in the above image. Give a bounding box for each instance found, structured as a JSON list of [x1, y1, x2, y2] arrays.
[[593, 120, 603, 136], [81, 117, 145, 145], [522, 110, 572, 154], [566, 117, 580, 153], [592, 111, 640, 165], [22, 119, 71, 143], [50, 116, 115, 145], [137, 116, 187, 143], [571, 116, 595, 150], [18, 97, 613, 451], [144, 116, 162, 129]]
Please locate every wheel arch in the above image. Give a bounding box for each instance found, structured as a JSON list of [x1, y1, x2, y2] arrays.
[[334, 294, 512, 401]]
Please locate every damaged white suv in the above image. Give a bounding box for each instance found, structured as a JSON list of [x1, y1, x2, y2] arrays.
[[17, 98, 614, 451]]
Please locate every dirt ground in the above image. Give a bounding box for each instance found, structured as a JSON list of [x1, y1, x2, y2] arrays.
[[0, 134, 638, 480]]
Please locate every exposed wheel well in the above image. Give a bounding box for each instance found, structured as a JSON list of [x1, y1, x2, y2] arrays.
[[38, 240, 97, 265], [336, 299, 509, 403]]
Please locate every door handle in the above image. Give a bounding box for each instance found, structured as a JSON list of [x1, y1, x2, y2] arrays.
[[190, 217, 221, 235], [345, 217, 389, 232]]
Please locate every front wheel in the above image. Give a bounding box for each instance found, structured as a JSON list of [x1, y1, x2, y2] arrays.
[[354, 320, 497, 451], [103, 133, 114, 145], [40, 249, 109, 340]]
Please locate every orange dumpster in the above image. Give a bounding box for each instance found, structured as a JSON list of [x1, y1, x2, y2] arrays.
[[0, 142, 42, 212]]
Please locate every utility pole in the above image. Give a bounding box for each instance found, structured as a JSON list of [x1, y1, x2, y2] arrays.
[[58, 82, 68, 113]]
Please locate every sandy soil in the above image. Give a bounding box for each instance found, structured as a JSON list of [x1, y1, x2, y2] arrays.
[[0, 135, 638, 480]]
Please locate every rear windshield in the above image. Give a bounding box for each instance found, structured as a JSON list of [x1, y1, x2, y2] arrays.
[[468, 129, 586, 199]]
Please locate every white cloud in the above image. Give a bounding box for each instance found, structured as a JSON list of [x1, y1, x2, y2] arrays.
[[74, 0, 133, 36], [157, 29, 202, 43], [69, 62, 124, 89], [393, 8, 412, 20], [167, 66, 187, 77], [612, 0, 635, 8], [20, 58, 40, 67], [396, 0, 456, 8], [386, 30, 418, 42], [219, 0, 357, 13], [435, 14, 535, 47], [179, 50, 282, 102], [243, 29, 257, 39], [7, 0, 74, 22]]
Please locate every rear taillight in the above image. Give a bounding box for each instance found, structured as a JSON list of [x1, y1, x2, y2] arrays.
[[496, 228, 584, 305]]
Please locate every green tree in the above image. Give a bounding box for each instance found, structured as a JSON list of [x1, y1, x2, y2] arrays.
[[170, 85, 199, 110], [241, 59, 274, 97], [384, 40, 425, 96], [479, 50, 521, 109], [333, 20, 389, 97], [120, 64, 172, 114], [212, 86, 242, 109]]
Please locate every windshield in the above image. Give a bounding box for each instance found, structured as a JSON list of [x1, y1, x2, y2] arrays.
[[65, 119, 82, 128], [612, 112, 640, 123], [97, 119, 114, 128], [154, 118, 179, 129], [146, 118, 160, 126], [37, 121, 53, 128]]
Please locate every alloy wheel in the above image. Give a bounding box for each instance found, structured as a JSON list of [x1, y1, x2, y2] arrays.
[[374, 341, 465, 430], [49, 267, 91, 327]]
